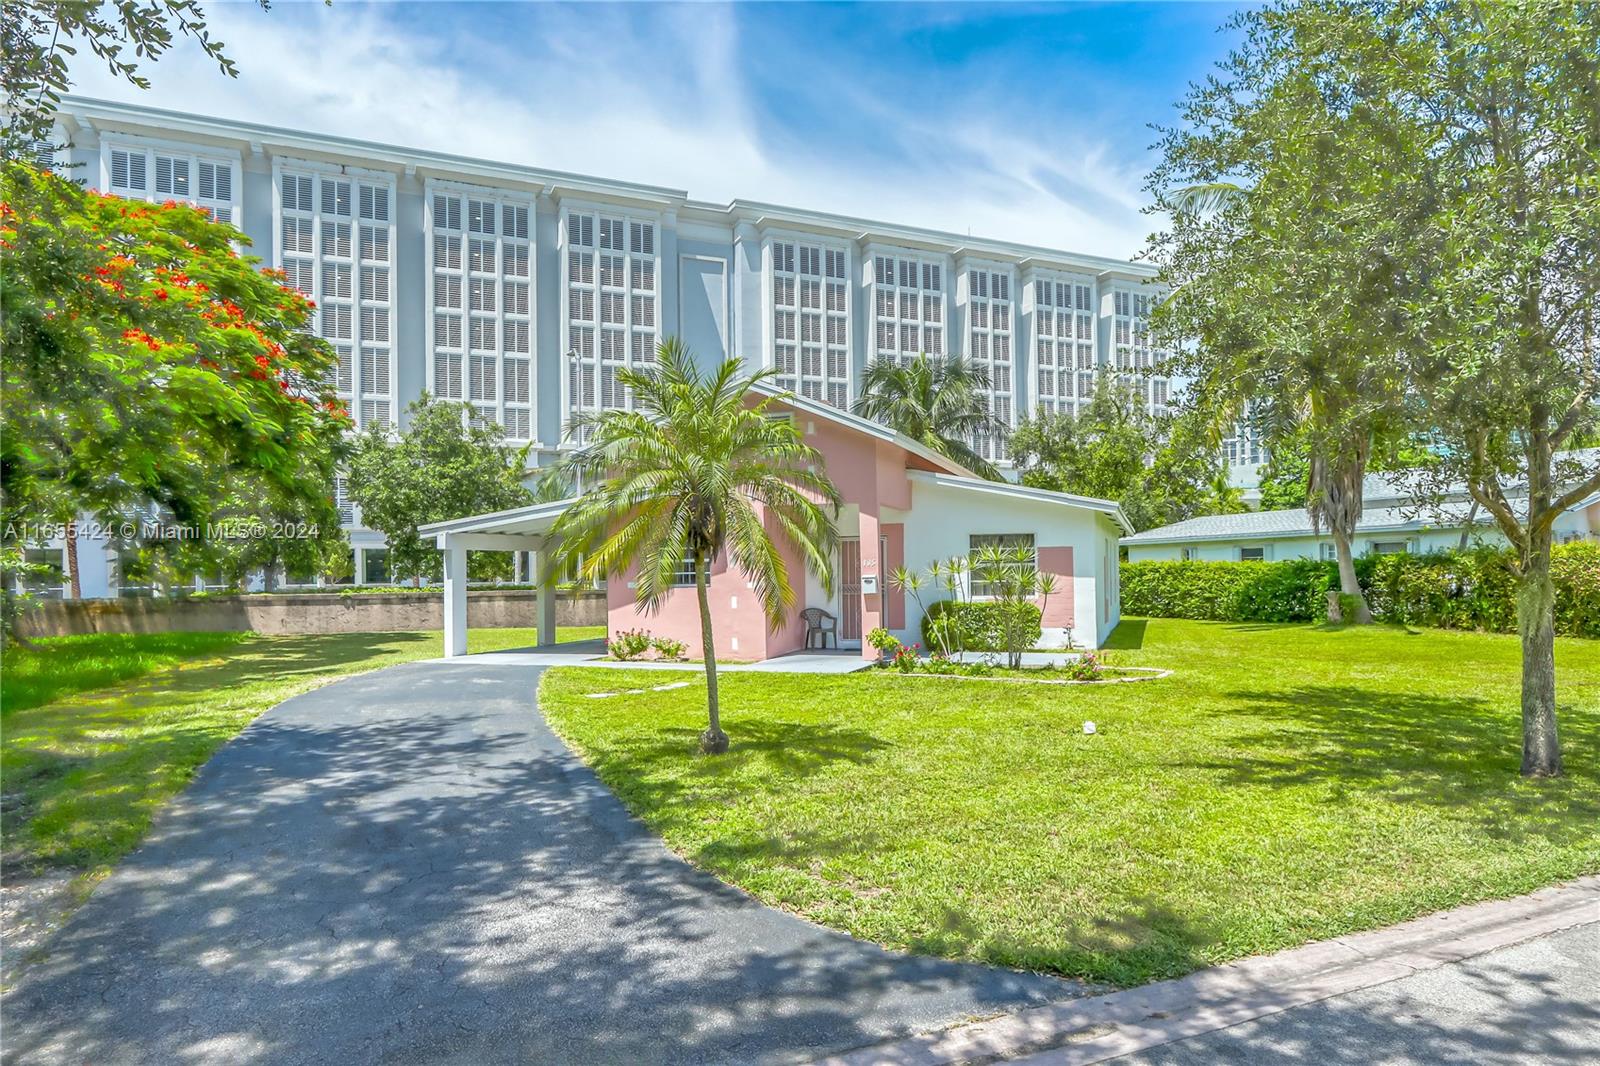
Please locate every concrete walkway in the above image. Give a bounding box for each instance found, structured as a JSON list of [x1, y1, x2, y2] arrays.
[[1106, 920, 1598, 1065], [443, 644, 1093, 675], [438, 641, 871, 674], [0, 660, 1078, 1066]]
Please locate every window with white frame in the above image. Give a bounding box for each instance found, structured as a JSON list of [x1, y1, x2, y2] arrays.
[[965, 266, 1014, 461], [334, 475, 356, 527], [279, 165, 395, 433], [1222, 415, 1267, 467], [23, 126, 64, 172], [1031, 276, 1095, 418], [1113, 285, 1171, 416], [770, 239, 850, 409], [106, 140, 239, 224], [428, 184, 533, 440], [968, 532, 1036, 598], [871, 251, 943, 365], [21, 548, 65, 599], [1239, 545, 1266, 562], [564, 209, 657, 439], [640, 551, 720, 588], [670, 554, 704, 587]]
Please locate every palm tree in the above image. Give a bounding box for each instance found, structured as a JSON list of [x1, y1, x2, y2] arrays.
[[550, 338, 841, 754], [853, 354, 1005, 479]]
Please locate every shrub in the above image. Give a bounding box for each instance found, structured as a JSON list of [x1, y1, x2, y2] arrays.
[[920, 599, 1043, 653], [892, 642, 921, 672], [866, 627, 900, 656], [1121, 543, 1600, 637], [1355, 547, 1519, 633], [607, 628, 653, 660], [923, 610, 966, 657], [1551, 542, 1600, 639], [650, 635, 687, 660], [1120, 559, 1334, 623], [1062, 652, 1105, 681]]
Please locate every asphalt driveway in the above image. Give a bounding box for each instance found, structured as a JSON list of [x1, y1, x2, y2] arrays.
[[1, 660, 1079, 1065]]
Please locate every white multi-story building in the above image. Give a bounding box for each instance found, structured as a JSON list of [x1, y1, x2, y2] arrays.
[[31, 97, 1167, 596]]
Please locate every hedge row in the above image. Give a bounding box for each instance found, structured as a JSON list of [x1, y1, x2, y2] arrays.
[[1120, 542, 1600, 638]]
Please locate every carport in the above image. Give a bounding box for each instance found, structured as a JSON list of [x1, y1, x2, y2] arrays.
[[418, 498, 577, 657]]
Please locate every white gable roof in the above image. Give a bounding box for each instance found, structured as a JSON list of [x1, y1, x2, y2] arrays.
[[1122, 503, 1484, 545], [911, 471, 1134, 535], [745, 380, 979, 479]]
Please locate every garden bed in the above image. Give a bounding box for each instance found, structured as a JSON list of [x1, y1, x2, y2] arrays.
[[869, 641, 1145, 683], [880, 662, 1170, 685]]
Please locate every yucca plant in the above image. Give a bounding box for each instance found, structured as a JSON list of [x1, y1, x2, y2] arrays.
[[971, 544, 1058, 669], [550, 338, 841, 753]]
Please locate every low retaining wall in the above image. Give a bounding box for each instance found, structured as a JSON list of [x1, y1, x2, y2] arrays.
[[16, 590, 607, 638]]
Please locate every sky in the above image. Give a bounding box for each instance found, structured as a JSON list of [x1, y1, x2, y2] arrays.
[[66, 1, 1248, 261]]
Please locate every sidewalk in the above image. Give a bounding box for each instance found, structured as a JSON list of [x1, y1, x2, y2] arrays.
[[425, 643, 871, 674], [820, 875, 1600, 1065]]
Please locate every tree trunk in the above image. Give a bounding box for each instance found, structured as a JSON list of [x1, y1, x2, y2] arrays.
[[1458, 500, 1479, 552], [1517, 539, 1562, 777], [694, 550, 728, 754], [1328, 526, 1371, 624], [65, 521, 81, 600]]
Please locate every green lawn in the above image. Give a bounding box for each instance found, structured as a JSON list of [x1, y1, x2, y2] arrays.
[[540, 619, 1600, 986], [2, 631, 251, 712], [2, 625, 602, 877]]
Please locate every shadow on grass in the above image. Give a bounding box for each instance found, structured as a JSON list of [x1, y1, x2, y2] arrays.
[[589, 718, 889, 802], [907, 895, 1220, 988], [1184, 683, 1600, 844], [1104, 619, 1148, 650], [145, 630, 437, 694], [1, 631, 252, 714], [1, 631, 441, 876], [1220, 620, 1426, 637]]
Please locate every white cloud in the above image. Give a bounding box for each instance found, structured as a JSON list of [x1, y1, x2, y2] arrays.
[[66, 3, 1155, 259]]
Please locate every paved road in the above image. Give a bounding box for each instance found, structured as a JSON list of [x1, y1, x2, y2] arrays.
[[1110, 921, 1600, 1065], [1, 661, 1079, 1065]]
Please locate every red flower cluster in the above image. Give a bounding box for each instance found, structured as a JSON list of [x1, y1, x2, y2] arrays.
[[121, 327, 162, 351]]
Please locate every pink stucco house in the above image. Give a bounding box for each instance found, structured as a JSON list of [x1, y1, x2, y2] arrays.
[[424, 387, 1130, 661]]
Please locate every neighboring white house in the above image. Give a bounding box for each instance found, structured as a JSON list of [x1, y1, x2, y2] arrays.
[[1124, 480, 1600, 563]]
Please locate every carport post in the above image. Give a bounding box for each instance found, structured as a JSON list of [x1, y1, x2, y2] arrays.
[[442, 541, 468, 658], [535, 548, 557, 647]]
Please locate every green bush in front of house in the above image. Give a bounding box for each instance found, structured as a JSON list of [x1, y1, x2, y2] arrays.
[[1119, 558, 1336, 623], [920, 599, 1044, 653], [1121, 542, 1600, 637]]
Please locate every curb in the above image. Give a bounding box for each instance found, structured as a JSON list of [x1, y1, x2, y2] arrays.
[[818, 874, 1600, 1065]]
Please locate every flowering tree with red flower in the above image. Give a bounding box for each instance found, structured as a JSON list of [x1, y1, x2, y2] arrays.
[[1, 162, 351, 618]]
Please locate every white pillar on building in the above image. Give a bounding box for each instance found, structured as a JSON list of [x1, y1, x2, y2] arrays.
[[443, 542, 468, 658], [535, 547, 557, 647]]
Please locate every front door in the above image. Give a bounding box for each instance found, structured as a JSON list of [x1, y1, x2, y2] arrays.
[[840, 537, 862, 641]]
